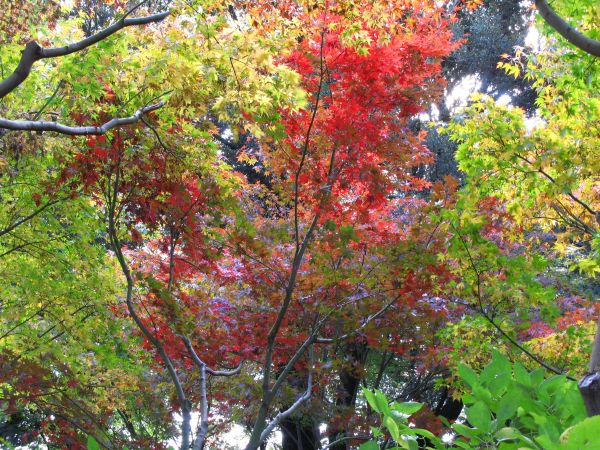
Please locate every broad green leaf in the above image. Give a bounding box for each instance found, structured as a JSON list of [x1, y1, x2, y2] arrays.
[[359, 441, 379, 450], [466, 401, 492, 433], [375, 389, 391, 415], [496, 393, 519, 425], [495, 427, 522, 441], [87, 436, 100, 450], [384, 415, 400, 442], [458, 363, 479, 388], [453, 423, 482, 439], [564, 416, 600, 448], [514, 363, 531, 387], [363, 388, 380, 413], [391, 401, 423, 417]]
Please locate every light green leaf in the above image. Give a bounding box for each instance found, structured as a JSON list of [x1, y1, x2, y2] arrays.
[[391, 401, 423, 417], [466, 401, 492, 433], [384, 415, 400, 442], [359, 441, 379, 450], [87, 436, 100, 450]]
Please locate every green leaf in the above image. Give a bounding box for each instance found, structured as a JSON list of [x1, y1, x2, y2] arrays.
[[391, 401, 423, 417], [375, 389, 391, 415], [363, 388, 380, 413], [530, 368, 546, 387], [513, 363, 531, 387], [453, 423, 482, 439], [495, 427, 522, 441], [384, 415, 400, 442], [410, 427, 437, 440], [565, 416, 600, 448], [496, 392, 519, 425], [466, 401, 492, 433], [359, 441, 379, 450], [480, 351, 512, 396], [87, 436, 100, 450], [453, 441, 476, 449], [371, 426, 383, 438], [458, 363, 479, 388], [407, 437, 419, 450]]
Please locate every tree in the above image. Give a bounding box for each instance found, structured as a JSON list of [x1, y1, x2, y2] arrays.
[[2, 0, 480, 448], [416, 0, 538, 186], [83, 2, 463, 448], [14, 0, 599, 448], [444, 1, 600, 417]]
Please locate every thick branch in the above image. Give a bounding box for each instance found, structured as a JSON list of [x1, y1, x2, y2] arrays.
[[0, 102, 164, 135], [247, 30, 329, 450], [180, 335, 242, 450], [589, 316, 600, 373], [181, 335, 243, 377], [535, 0, 600, 57], [0, 11, 169, 98], [258, 346, 314, 446], [107, 157, 190, 450]]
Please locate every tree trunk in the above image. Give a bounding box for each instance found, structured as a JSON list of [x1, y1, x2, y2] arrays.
[[327, 341, 368, 450], [280, 370, 319, 450], [579, 316, 600, 416], [280, 415, 319, 450], [433, 387, 463, 422]]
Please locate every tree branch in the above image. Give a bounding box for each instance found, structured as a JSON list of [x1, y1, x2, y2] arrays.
[[451, 223, 576, 381], [180, 335, 242, 450], [0, 10, 170, 98], [321, 435, 371, 450], [258, 346, 314, 445], [180, 335, 243, 377], [535, 0, 600, 57], [0, 101, 164, 135], [0, 198, 65, 238], [107, 154, 191, 450], [315, 294, 400, 344]]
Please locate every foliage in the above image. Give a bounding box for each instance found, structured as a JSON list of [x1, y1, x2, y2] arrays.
[[360, 388, 438, 450], [0, 0, 598, 448], [362, 351, 597, 450], [0, 0, 468, 447], [439, 3, 599, 381], [452, 351, 588, 449]]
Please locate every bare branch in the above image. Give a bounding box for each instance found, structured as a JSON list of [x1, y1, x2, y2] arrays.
[[321, 435, 371, 450], [106, 155, 191, 450], [141, 115, 173, 154], [32, 80, 65, 121], [180, 335, 242, 450], [0, 239, 55, 258], [294, 30, 326, 250], [180, 335, 243, 377], [258, 346, 314, 445], [0, 101, 164, 135], [0, 10, 170, 98], [535, 0, 600, 57]]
